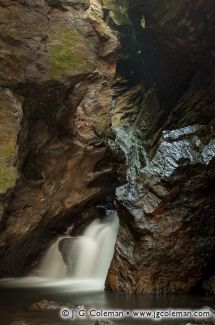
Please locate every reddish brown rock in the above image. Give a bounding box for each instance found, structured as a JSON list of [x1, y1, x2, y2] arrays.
[[0, 0, 214, 297], [0, 0, 118, 276]]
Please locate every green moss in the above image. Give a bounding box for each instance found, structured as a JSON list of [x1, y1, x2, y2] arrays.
[[0, 142, 16, 161], [47, 29, 94, 78], [56, 30, 81, 44], [0, 141, 17, 194], [49, 45, 87, 71], [0, 164, 17, 194]]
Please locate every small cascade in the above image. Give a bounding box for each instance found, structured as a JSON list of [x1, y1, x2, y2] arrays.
[[0, 211, 119, 292], [69, 212, 119, 281], [33, 237, 67, 279]]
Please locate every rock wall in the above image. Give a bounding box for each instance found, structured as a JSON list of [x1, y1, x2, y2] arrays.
[[0, 0, 118, 276], [0, 0, 214, 294], [107, 125, 215, 293], [106, 0, 215, 293]]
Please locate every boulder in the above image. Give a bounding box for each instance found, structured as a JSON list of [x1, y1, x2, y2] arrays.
[[107, 125, 215, 293], [29, 300, 72, 311]]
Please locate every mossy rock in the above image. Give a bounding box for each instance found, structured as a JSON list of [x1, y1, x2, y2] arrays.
[[47, 29, 95, 78], [0, 164, 17, 195], [0, 142, 17, 194], [0, 142, 16, 161]]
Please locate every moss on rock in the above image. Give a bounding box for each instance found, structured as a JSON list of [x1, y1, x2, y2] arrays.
[[0, 141, 17, 194], [47, 29, 94, 78], [0, 164, 17, 194]]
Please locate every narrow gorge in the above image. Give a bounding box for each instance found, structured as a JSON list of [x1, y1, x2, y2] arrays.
[[0, 1, 215, 323]]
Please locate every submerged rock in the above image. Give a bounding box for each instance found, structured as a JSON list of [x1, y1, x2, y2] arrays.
[[29, 300, 73, 311]]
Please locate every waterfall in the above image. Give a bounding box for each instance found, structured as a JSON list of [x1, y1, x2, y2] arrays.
[[33, 237, 67, 279], [0, 211, 119, 292], [68, 212, 119, 281]]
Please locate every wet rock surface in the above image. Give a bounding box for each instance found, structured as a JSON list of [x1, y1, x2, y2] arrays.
[[28, 300, 73, 312], [0, 0, 118, 276], [107, 125, 215, 293], [0, 0, 214, 296], [105, 0, 215, 294]]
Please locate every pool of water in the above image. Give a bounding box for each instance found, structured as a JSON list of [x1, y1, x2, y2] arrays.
[[0, 286, 214, 325]]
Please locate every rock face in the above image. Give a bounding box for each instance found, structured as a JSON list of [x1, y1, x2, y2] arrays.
[[0, 0, 118, 276], [0, 0, 214, 295], [0, 89, 22, 195], [106, 0, 215, 293], [107, 125, 215, 293]]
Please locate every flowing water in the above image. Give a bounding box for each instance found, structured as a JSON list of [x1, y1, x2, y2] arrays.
[[70, 216, 119, 280], [0, 211, 214, 324], [0, 211, 119, 292], [34, 237, 68, 279]]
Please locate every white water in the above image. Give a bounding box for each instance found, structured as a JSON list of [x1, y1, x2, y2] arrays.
[[0, 211, 119, 292], [33, 237, 68, 279]]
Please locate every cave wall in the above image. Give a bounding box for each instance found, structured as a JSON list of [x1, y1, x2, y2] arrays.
[[107, 125, 215, 293], [0, 0, 214, 294], [0, 0, 119, 276], [105, 0, 215, 293]]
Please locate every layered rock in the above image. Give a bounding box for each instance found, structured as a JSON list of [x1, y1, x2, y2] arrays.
[[106, 0, 215, 293], [107, 125, 215, 293], [0, 0, 214, 295], [0, 0, 118, 276]]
